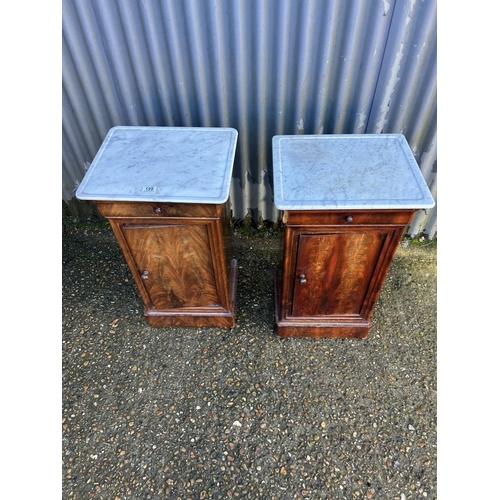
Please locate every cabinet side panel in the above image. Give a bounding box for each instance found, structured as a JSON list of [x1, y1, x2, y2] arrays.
[[206, 216, 232, 311], [360, 226, 406, 319], [279, 222, 298, 321], [221, 200, 234, 273]]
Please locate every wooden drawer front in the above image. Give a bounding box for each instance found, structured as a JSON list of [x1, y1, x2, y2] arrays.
[[285, 209, 415, 226], [96, 201, 220, 219]]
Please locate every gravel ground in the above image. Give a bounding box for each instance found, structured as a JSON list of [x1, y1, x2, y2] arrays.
[[62, 214, 437, 500]]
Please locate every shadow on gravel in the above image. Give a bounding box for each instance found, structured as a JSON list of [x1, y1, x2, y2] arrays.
[[62, 213, 437, 500]]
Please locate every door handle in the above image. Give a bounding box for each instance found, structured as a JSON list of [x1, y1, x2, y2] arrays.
[[298, 274, 306, 284]]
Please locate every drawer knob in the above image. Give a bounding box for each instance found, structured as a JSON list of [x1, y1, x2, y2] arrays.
[[141, 270, 149, 280], [345, 215, 353, 223], [154, 207, 161, 214], [298, 274, 307, 284]]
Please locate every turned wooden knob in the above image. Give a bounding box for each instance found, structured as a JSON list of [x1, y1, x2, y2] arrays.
[[345, 215, 353, 223]]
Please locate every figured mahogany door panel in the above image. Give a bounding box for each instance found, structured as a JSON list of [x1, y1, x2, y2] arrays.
[[122, 223, 219, 309], [291, 231, 387, 317]]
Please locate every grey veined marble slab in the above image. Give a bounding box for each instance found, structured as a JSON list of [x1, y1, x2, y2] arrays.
[[76, 126, 238, 203], [272, 134, 435, 210]]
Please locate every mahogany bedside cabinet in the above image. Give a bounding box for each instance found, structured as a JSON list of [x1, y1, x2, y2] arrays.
[[76, 126, 238, 328], [272, 134, 435, 338]]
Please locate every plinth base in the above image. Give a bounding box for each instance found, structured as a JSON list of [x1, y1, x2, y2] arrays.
[[144, 259, 238, 328], [274, 272, 371, 338]]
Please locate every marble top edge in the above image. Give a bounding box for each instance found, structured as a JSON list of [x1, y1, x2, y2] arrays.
[[273, 200, 436, 210], [109, 125, 238, 133], [272, 133, 435, 210], [76, 126, 238, 203], [272, 133, 405, 141], [76, 193, 229, 204]]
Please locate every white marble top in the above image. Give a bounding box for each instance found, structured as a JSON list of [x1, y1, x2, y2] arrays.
[[76, 126, 238, 203], [272, 134, 435, 210]]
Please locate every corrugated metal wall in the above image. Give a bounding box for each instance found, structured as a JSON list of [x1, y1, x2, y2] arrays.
[[62, 0, 437, 238]]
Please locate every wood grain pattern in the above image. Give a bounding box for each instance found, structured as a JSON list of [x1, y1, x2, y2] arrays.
[[221, 200, 233, 276], [145, 259, 238, 327], [96, 201, 220, 219], [291, 232, 386, 317], [101, 200, 237, 328], [285, 209, 414, 226], [274, 271, 371, 338], [122, 222, 218, 309], [275, 208, 416, 338]]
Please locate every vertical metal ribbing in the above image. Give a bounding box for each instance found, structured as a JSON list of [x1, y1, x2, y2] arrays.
[[62, 0, 437, 236]]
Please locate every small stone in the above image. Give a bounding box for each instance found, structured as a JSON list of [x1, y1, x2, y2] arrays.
[[232, 420, 242, 427], [408, 425, 415, 431]]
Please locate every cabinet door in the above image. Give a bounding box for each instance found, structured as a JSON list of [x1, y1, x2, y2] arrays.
[[121, 221, 220, 310], [290, 229, 390, 318]]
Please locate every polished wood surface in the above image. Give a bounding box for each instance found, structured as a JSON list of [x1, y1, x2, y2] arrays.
[[285, 209, 414, 226], [145, 258, 237, 328], [276, 209, 414, 338], [96, 200, 236, 327], [96, 201, 219, 219], [122, 222, 219, 309], [274, 277, 371, 338], [291, 231, 386, 317]]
